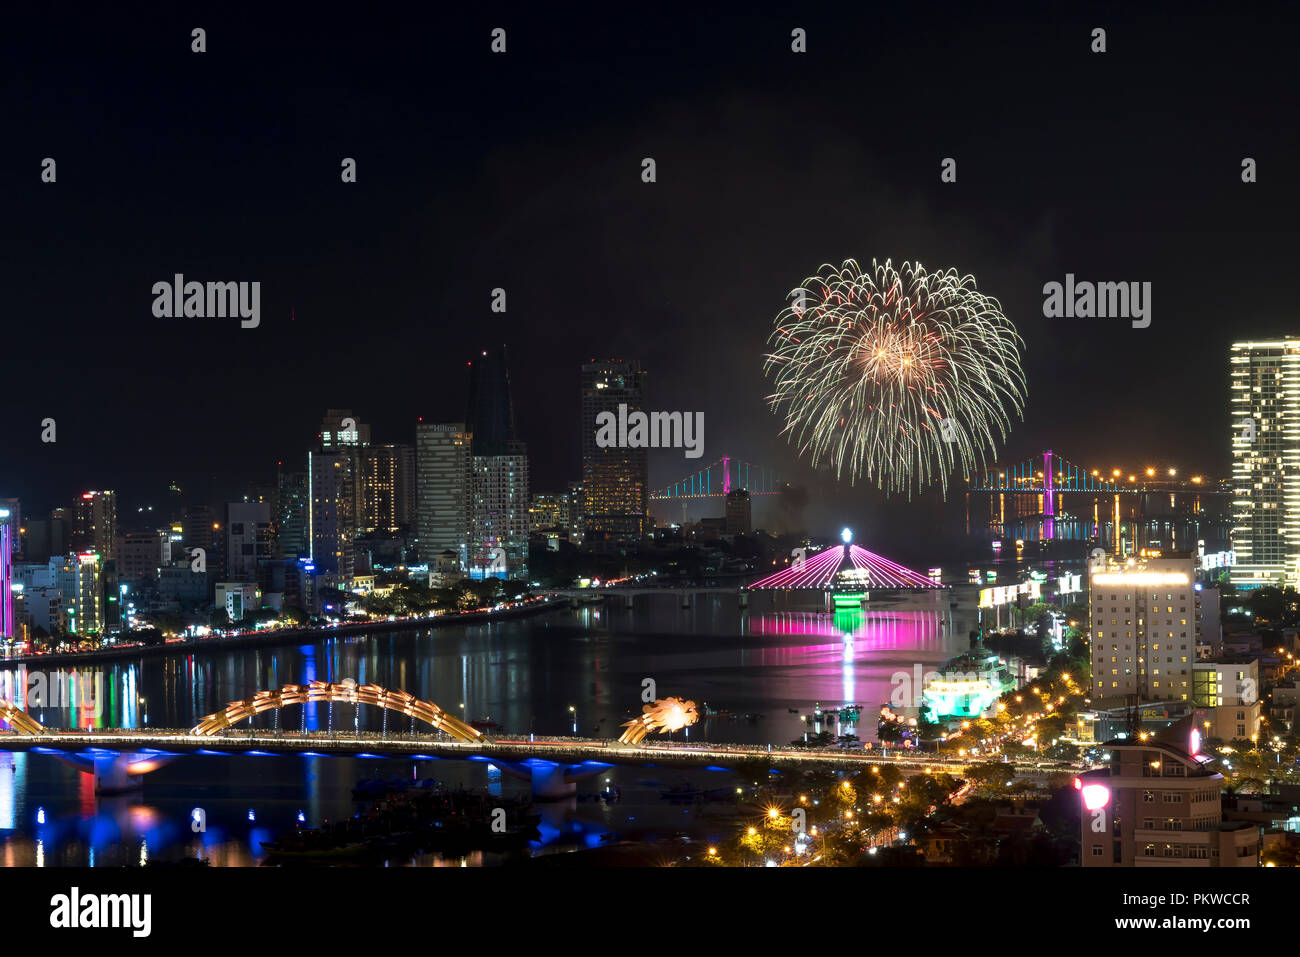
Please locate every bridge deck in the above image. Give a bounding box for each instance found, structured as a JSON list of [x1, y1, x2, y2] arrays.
[[0, 730, 1072, 775]]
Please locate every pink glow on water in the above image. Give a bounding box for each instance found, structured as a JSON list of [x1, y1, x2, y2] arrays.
[[750, 609, 946, 647]]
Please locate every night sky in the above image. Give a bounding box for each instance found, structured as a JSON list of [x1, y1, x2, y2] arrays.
[[4, 2, 1298, 556]]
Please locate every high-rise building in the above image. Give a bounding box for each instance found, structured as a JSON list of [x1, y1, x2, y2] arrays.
[[0, 498, 20, 559], [1078, 722, 1259, 867], [115, 529, 169, 593], [310, 410, 369, 580], [320, 408, 372, 450], [49, 508, 68, 558], [180, 505, 218, 570], [1089, 552, 1198, 705], [416, 423, 472, 567], [1229, 338, 1300, 588], [54, 553, 103, 636], [276, 469, 310, 559], [71, 490, 117, 560], [226, 502, 274, 582], [466, 347, 529, 578], [725, 489, 752, 535], [466, 347, 517, 457], [0, 513, 12, 638], [566, 481, 585, 543], [581, 359, 648, 542], [309, 450, 356, 579], [361, 443, 415, 532], [469, 452, 529, 577]]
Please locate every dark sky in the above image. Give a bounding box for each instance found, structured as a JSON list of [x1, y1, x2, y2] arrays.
[[4, 2, 1298, 554]]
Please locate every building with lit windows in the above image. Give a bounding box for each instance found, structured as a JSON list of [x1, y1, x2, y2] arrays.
[[53, 553, 103, 636], [581, 359, 648, 543], [1079, 722, 1259, 867], [0, 498, 20, 559], [115, 529, 169, 593], [276, 469, 310, 560], [469, 452, 529, 577], [416, 423, 472, 567], [1229, 338, 1300, 588], [309, 449, 356, 579], [1191, 658, 1264, 742], [71, 490, 117, 560], [360, 443, 415, 532], [215, 582, 261, 621], [309, 410, 369, 579], [466, 347, 530, 578], [529, 492, 568, 532], [1089, 552, 1198, 706], [0, 514, 12, 638]]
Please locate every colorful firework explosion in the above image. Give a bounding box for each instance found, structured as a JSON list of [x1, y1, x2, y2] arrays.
[[763, 258, 1027, 497]]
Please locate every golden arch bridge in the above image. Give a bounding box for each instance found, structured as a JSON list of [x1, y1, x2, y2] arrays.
[[190, 680, 482, 741], [1, 681, 1057, 797]]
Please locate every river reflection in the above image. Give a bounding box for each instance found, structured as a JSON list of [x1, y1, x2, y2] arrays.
[[0, 592, 973, 865]]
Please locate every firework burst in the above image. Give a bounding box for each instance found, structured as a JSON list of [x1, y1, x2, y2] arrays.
[[763, 258, 1026, 498]]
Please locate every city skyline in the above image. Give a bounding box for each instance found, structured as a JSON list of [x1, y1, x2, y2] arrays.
[[6, 7, 1295, 528], [4, 0, 1300, 903]]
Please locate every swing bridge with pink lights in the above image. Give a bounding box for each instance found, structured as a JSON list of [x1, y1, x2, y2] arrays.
[[747, 529, 943, 594]]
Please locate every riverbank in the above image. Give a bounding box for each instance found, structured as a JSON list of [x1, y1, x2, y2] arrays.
[[0, 596, 573, 671]]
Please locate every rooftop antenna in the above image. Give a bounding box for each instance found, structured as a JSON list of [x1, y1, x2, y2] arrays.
[[1124, 694, 1140, 739]]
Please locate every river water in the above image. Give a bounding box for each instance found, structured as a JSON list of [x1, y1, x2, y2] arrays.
[[0, 590, 973, 866]]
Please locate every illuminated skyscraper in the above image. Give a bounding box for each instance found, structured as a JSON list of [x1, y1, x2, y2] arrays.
[[0, 498, 20, 559], [309, 449, 356, 579], [71, 490, 117, 560], [581, 359, 648, 543], [466, 347, 529, 578], [0, 512, 12, 638], [310, 410, 368, 579], [276, 469, 310, 560], [1228, 339, 1300, 587], [53, 553, 103, 636], [416, 423, 472, 566], [360, 443, 415, 532]]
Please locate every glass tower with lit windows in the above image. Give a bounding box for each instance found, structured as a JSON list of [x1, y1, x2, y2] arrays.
[[465, 347, 529, 578], [580, 359, 648, 543], [1228, 339, 1300, 588]]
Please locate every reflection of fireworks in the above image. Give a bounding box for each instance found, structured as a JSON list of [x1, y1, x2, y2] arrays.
[[618, 697, 699, 745], [764, 259, 1026, 497]]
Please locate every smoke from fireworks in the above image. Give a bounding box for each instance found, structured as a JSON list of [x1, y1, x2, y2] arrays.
[[763, 258, 1027, 498]]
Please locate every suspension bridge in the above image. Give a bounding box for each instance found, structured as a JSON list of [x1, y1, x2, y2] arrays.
[[966, 449, 1228, 548], [650, 455, 783, 501], [968, 450, 1215, 495]]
